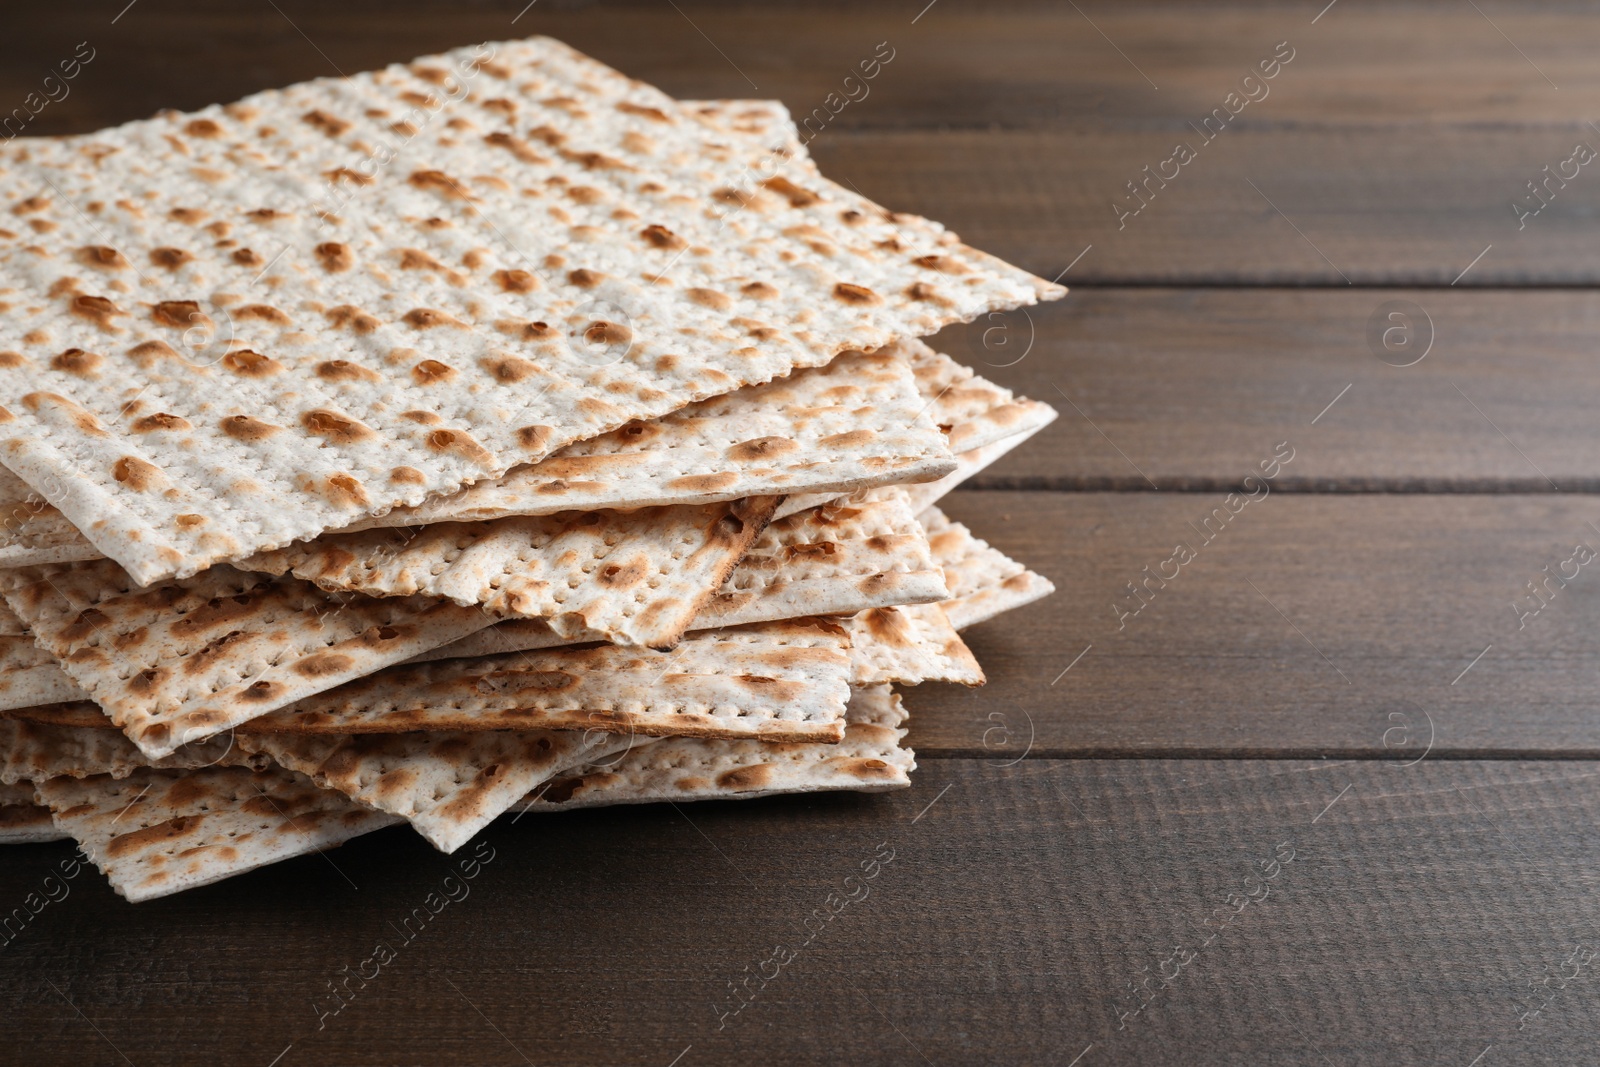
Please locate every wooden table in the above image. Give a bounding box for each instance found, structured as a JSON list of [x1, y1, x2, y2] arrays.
[[5, 2, 1599, 1063]]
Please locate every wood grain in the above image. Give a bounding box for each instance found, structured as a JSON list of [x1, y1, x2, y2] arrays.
[[930, 289, 1600, 492], [914, 491, 1600, 758], [4, 759, 1597, 1066]]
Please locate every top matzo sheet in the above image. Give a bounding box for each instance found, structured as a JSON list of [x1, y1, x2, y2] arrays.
[[0, 36, 1061, 586]]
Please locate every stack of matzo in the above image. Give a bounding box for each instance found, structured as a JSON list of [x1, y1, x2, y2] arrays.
[[0, 39, 1061, 900]]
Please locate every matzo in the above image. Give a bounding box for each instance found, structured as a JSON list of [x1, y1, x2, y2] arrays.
[[516, 684, 911, 811], [0, 780, 66, 844], [236, 726, 631, 853], [922, 506, 1055, 631], [903, 413, 1055, 516], [241, 496, 776, 649], [239, 619, 853, 743], [0, 715, 263, 785], [0, 37, 1061, 585], [0, 559, 494, 759], [0, 634, 83, 710], [416, 486, 947, 660], [36, 765, 402, 902], [846, 604, 983, 686]]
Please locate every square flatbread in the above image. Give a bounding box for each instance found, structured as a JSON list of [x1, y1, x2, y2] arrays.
[[0, 37, 1061, 585]]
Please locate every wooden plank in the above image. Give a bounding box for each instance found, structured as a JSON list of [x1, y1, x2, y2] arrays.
[[910, 491, 1600, 758], [11, 2, 1600, 133], [811, 126, 1600, 284], [3, 758, 1597, 1065], [930, 289, 1600, 492]]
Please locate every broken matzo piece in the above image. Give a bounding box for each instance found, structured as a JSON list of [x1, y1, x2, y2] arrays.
[[921, 506, 1055, 631], [0, 779, 67, 844], [515, 684, 911, 811], [36, 764, 402, 902], [0, 560, 494, 759]]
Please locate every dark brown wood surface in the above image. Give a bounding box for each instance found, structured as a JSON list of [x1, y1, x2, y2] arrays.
[[5, 2, 1600, 1064]]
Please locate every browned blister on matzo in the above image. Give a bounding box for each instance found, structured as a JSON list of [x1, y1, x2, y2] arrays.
[[240, 619, 853, 743], [241, 497, 776, 649], [0, 559, 495, 759], [0, 38, 1060, 586], [35, 765, 402, 901], [922, 506, 1055, 631], [515, 683, 911, 811], [236, 727, 620, 853], [418, 486, 946, 660], [845, 604, 983, 686]]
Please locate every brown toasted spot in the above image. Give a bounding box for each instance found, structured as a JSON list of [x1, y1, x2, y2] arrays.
[[483, 131, 547, 164], [402, 308, 466, 329], [716, 764, 774, 790], [314, 242, 354, 272], [126, 340, 181, 366], [302, 409, 377, 445], [597, 557, 648, 588], [425, 428, 494, 466], [412, 359, 455, 384], [323, 166, 374, 186], [107, 815, 204, 858], [240, 680, 279, 701], [389, 466, 427, 484], [617, 101, 671, 123], [906, 281, 947, 304], [149, 247, 195, 271], [833, 283, 882, 306], [362, 624, 404, 646], [838, 757, 895, 779], [819, 429, 875, 448], [78, 245, 128, 270], [221, 350, 283, 377], [640, 224, 686, 251], [151, 300, 209, 329], [316, 359, 380, 383], [861, 607, 915, 646], [50, 349, 102, 377], [11, 196, 49, 215], [60, 608, 110, 642], [729, 436, 797, 462], [516, 424, 555, 452], [112, 455, 162, 491], [492, 269, 539, 293], [481, 355, 537, 383], [303, 109, 351, 137], [399, 410, 441, 425], [220, 412, 280, 441], [665, 472, 739, 493], [169, 207, 206, 224], [293, 652, 356, 678], [175, 514, 206, 529], [397, 249, 444, 271], [741, 281, 778, 300], [132, 412, 191, 433], [184, 118, 224, 138], [183, 630, 247, 675], [323, 476, 366, 508], [760, 177, 821, 207], [231, 248, 265, 268], [233, 304, 292, 325], [567, 268, 604, 289], [913, 254, 970, 274], [560, 148, 633, 171], [325, 305, 382, 334], [408, 170, 472, 199], [567, 185, 605, 205], [111, 626, 149, 651], [0, 352, 25, 368], [69, 294, 124, 329], [582, 320, 631, 346], [684, 287, 731, 310], [785, 541, 838, 560]]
